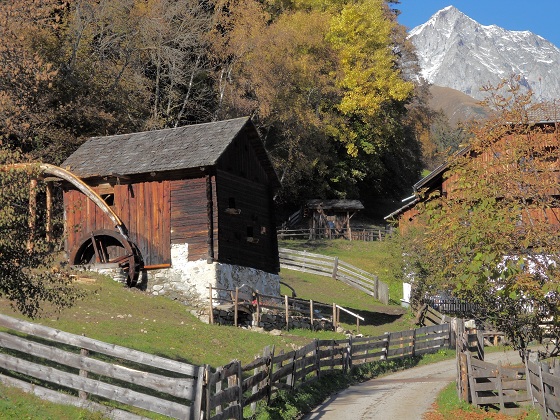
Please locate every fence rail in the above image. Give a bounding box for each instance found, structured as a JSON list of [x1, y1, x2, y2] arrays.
[[0, 313, 204, 420], [278, 248, 389, 305], [0, 313, 452, 420], [277, 227, 388, 242], [207, 286, 364, 331], [206, 323, 451, 418], [527, 357, 560, 418]]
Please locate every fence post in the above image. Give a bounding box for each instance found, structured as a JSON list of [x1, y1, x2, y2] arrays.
[[310, 300, 314, 330], [234, 287, 239, 327], [332, 257, 339, 279], [79, 338, 89, 400], [255, 291, 261, 327], [347, 336, 353, 370], [266, 345, 275, 405], [381, 332, 389, 360], [314, 339, 320, 378], [237, 361, 243, 419], [193, 365, 207, 420], [285, 295, 289, 330], [541, 361, 552, 418], [332, 303, 337, 329], [209, 284, 214, 325]]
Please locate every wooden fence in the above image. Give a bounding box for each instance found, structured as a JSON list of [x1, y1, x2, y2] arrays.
[[0, 313, 204, 420], [526, 357, 560, 418], [208, 286, 364, 331], [277, 227, 388, 242], [205, 323, 451, 419], [0, 312, 451, 420], [278, 248, 389, 305]]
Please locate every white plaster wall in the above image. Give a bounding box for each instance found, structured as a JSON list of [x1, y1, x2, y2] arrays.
[[147, 242, 280, 305]]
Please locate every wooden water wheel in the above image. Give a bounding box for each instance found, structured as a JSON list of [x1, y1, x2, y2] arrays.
[[70, 229, 143, 287]]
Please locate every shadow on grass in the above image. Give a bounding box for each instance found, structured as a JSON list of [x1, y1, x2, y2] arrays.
[[335, 305, 406, 328]]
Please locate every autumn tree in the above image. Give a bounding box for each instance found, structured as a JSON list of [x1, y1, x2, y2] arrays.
[[0, 149, 83, 317], [211, 0, 422, 205], [409, 80, 560, 359]]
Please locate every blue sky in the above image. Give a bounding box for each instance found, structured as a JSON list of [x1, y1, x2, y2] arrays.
[[396, 1, 560, 47]]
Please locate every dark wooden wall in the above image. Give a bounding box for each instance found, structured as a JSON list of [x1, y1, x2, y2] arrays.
[[64, 180, 171, 266], [170, 177, 218, 262], [216, 169, 279, 274]]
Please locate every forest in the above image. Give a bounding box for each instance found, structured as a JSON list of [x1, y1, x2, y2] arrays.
[[0, 0, 461, 216]]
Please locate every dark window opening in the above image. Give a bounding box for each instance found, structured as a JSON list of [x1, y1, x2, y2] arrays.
[[247, 226, 254, 238], [228, 197, 236, 208], [102, 193, 114, 206]]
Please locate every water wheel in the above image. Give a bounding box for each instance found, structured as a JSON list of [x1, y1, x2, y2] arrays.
[[70, 229, 143, 286]]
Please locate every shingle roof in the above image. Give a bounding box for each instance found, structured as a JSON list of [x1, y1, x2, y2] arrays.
[[63, 117, 262, 178], [306, 199, 364, 211], [527, 102, 560, 123]]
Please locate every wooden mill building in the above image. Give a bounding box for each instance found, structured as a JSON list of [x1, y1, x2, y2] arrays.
[[62, 117, 281, 298]]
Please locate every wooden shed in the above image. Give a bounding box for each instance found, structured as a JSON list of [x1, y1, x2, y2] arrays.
[[62, 117, 281, 298], [305, 199, 364, 240]]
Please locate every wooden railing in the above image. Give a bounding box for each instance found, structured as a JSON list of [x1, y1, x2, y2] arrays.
[[207, 286, 364, 332], [526, 356, 560, 418], [277, 227, 388, 242], [0, 313, 204, 420], [0, 311, 452, 420], [278, 248, 389, 304], [206, 323, 451, 419]]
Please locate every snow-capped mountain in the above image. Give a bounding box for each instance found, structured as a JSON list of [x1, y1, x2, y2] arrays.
[[409, 6, 560, 101]]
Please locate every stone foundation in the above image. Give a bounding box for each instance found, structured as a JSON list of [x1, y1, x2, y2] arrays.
[[74, 242, 281, 306], [209, 306, 334, 331]]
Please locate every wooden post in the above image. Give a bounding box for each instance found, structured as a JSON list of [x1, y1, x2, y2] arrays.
[[310, 300, 314, 330], [234, 287, 239, 327], [460, 352, 469, 402], [209, 284, 214, 325], [79, 339, 89, 400], [45, 181, 53, 242], [332, 303, 337, 329], [256, 291, 261, 327], [265, 345, 275, 405], [332, 257, 339, 279], [27, 178, 37, 251], [285, 295, 289, 330], [380, 332, 389, 360], [356, 317, 359, 333]]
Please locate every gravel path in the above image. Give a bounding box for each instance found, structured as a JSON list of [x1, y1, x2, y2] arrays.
[[305, 349, 522, 420]]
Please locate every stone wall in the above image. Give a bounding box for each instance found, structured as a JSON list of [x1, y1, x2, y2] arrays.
[[211, 307, 334, 331], [77, 242, 281, 306], [145, 243, 280, 305]]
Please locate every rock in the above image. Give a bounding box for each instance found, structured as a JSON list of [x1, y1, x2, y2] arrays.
[[269, 329, 282, 336]]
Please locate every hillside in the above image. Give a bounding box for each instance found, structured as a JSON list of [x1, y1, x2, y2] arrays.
[[429, 85, 489, 126]]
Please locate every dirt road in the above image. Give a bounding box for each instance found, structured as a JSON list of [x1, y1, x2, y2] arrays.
[[305, 350, 522, 420]]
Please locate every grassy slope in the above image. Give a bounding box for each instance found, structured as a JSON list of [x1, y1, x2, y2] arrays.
[[0, 238, 412, 417], [278, 238, 414, 336]]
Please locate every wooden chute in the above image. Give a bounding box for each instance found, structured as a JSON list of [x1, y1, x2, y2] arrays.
[[2, 163, 142, 285]]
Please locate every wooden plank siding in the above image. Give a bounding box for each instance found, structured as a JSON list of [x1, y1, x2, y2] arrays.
[[216, 170, 279, 274], [64, 180, 171, 266], [170, 177, 218, 262]]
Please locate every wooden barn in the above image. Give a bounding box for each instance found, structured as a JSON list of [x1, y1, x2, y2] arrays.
[[385, 105, 560, 233], [62, 117, 281, 299]]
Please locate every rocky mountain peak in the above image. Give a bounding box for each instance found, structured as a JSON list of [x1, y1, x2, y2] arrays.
[[409, 6, 560, 101]]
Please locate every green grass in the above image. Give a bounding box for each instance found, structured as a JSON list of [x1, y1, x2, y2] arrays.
[[0, 383, 106, 419], [278, 238, 403, 304], [431, 381, 541, 419], [278, 238, 413, 336], [0, 238, 414, 417]]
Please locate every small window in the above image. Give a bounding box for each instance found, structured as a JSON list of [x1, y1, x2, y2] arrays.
[[228, 197, 236, 209], [247, 226, 254, 238], [102, 193, 114, 206]]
